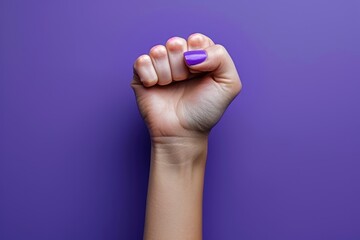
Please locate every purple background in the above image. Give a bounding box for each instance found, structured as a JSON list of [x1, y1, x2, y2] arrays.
[[1, 0, 360, 239]]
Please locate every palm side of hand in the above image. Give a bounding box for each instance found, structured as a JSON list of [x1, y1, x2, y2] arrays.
[[132, 33, 241, 139], [132, 74, 230, 138]]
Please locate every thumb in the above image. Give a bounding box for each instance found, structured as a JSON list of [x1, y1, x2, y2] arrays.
[[183, 44, 242, 93]]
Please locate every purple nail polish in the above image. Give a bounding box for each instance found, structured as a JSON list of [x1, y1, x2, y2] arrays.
[[184, 50, 207, 66]]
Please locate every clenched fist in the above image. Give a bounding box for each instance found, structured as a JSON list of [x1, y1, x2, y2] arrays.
[[131, 33, 242, 140]]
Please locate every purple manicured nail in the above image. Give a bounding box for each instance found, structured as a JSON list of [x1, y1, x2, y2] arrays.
[[184, 50, 207, 66]]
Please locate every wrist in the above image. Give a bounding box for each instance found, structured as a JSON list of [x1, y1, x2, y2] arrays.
[[150, 135, 208, 167]]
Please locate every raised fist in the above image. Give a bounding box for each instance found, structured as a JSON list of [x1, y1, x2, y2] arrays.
[[132, 33, 242, 140]]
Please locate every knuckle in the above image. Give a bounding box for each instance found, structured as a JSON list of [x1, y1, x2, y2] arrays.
[[166, 37, 186, 48], [214, 44, 228, 55], [188, 33, 205, 44], [150, 44, 162, 51], [134, 54, 150, 68], [149, 45, 166, 57], [188, 32, 202, 39]]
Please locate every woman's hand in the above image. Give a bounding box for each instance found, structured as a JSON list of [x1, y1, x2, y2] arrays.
[[132, 33, 242, 141]]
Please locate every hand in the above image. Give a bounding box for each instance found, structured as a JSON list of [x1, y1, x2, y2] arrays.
[[132, 33, 242, 141]]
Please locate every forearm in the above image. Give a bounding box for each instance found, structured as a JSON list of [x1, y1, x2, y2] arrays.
[[143, 136, 208, 240]]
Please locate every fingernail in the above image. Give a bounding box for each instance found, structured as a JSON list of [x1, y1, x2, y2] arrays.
[[184, 50, 207, 66]]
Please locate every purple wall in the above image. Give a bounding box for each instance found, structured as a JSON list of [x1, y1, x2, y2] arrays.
[[1, 0, 360, 239]]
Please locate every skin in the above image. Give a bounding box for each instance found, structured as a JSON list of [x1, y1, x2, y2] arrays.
[[132, 33, 242, 240]]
